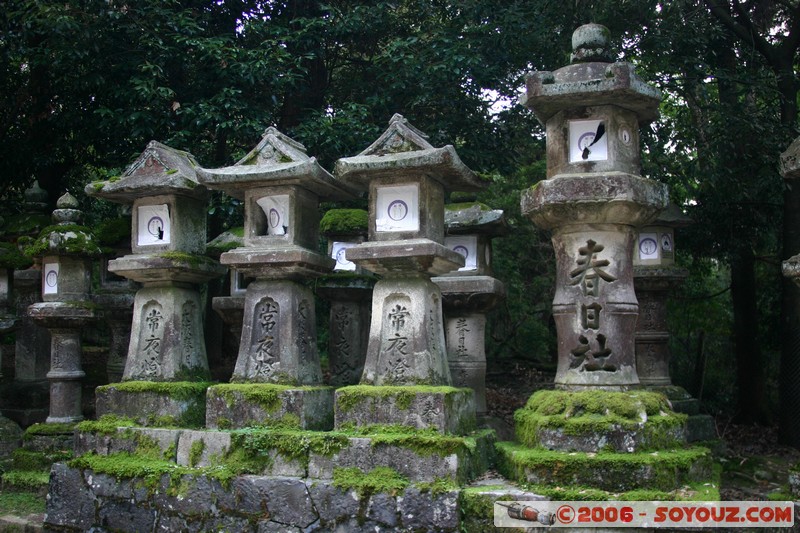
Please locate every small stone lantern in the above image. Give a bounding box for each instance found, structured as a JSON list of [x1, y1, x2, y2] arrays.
[[316, 209, 375, 386], [27, 193, 102, 423], [434, 203, 507, 416], [86, 141, 225, 385], [633, 204, 690, 387], [520, 24, 668, 390]]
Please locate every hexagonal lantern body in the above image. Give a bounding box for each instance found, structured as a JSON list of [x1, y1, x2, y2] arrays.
[[335, 114, 485, 387], [520, 24, 669, 390], [198, 128, 356, 390], [86, 141, 224, 384]]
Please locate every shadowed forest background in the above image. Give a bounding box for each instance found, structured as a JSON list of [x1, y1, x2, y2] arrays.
[[1, 0, 799, 442]]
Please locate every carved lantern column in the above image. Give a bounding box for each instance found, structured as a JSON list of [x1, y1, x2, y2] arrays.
[[520, 24, 668, 390], [335, 114, 485, 387], [198, 128, 356, 386]]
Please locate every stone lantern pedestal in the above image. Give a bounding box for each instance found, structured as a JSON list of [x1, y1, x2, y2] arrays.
[[334, 115, 484, 433], [198, 128, 356, 430], [86, 141, 225, 426]]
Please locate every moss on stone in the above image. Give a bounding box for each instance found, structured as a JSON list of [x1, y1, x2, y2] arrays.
[[23, 224, 103, 257], [23, 422, 76, 438], [0, 491, 45, 516], [99, 381, 212, 401], [229, 226, 245, 237], [188, 440, 205, 468], [319, 209, 368, 236], [1, 213, 50, 237], [0, 242, 32, 269], [416, 477, 458, 496], [1, 470, 50, 490], [157, 251, 206, 269], [227, 427, 350, 470], [444, 202, 491, 212], [332, 466, 409, 498], [76, 415, 138, 436], [335, 385, 467, 414]]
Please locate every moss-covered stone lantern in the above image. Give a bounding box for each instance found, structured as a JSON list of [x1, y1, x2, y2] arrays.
[[26, 192, 102, 423], [520, 24, 668, 390], [197, 128, 357, 430], [85, 142, 225, 425]]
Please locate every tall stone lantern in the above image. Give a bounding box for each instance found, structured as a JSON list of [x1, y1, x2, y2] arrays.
[[86, 141, 225, 383], [27, 193, 102, 423], [520, 24, 668, 390]]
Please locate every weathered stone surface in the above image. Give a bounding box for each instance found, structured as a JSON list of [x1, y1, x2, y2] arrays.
[[85, 471, 135, 499], [229, 281, 324, 385], [497, 442, 712, 492], [45, 463, 97, 530], [366, 492, 399, 527], [95, 384, 207, 428], [346, 238, 464, 276], [221, 245, 334, 280], [251, 476, 318, 528], [176, 429, 231, 467], [398, 487, 460, 531], [306, 482, 361, 524], [98, 500, 157, 532], [359, 277, 452, 386], [108, 253, 226, 284], [206, 384, 334, 430], [334, 386, 475, 434], [0, 416, 22, 459]]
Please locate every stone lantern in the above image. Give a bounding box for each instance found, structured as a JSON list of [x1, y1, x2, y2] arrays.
[[27, 192, 102, 423], [433, 203, 507, 417], [330, 114, 484, 434], [520, 24, 668, 390], [633, 204, 690, 387], [198, 128, 356, 430], [316, 209, 375, 386], [86, 141, 225, 386]]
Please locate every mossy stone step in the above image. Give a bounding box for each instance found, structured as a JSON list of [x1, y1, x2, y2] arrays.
[[74, 421, 495, 483], [496, 442, 713, 492], [95, 381, 211, 428], [515, 389, 688, 453], [334, 385, 476, 435], [206, 383, 335, 431]]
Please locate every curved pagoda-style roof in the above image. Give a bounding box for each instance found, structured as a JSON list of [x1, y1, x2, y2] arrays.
[[197, 127, 357, 201], [85, 141, 206, 203], [334, 114, 485, 193]]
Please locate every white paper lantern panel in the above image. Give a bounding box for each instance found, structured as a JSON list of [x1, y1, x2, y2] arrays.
[[445, 235, 478, 271], [331, 241, 357, 272], [638, 232, 659, 261], [569, 119, 608, 163], [256, 195, 291, 236], [375, 184, 419, 233], [137, 204, 171, 246], [43, 262, 59, 295]]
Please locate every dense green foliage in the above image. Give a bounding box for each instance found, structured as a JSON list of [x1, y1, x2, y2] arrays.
[[1, 1, 798, 431]]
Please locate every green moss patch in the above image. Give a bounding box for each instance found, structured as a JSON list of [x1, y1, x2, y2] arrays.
[[0, 491, 45, 516], [496, 441, 712, 492], [226, 427, 350, 472], [23, 224, 103, 257], [24, 422, 77, 438], [515, 389, 686, 450], [333, 466, 409, 497], [0, 242, 32, 269], [77, 414, 138, 436], [319, 209, 368, 235], [95, 217, 132, 246], [336, 385, 468, 414], [99, 381, 212, 400], [209, 383, 328, 413]]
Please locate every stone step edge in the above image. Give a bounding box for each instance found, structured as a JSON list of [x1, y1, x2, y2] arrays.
[[496, 441, 714, 492], [73, 426, 497, 483]]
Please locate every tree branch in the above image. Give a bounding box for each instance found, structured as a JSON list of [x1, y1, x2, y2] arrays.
[[704, 0, 777, 65]]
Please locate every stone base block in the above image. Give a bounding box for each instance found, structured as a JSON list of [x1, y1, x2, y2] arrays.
[[75, 426, 182, 459], [95, 381, 210, 428], [496, 441, 713, 492], [514, 389, 687, 453], [309, 429, 495, 484], [334, 385, 475, 435], [686, 414, 716, 442], [206, 384, 334, 430]]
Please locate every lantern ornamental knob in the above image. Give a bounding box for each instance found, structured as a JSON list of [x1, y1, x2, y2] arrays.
[[571, 23, 613, 63]]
